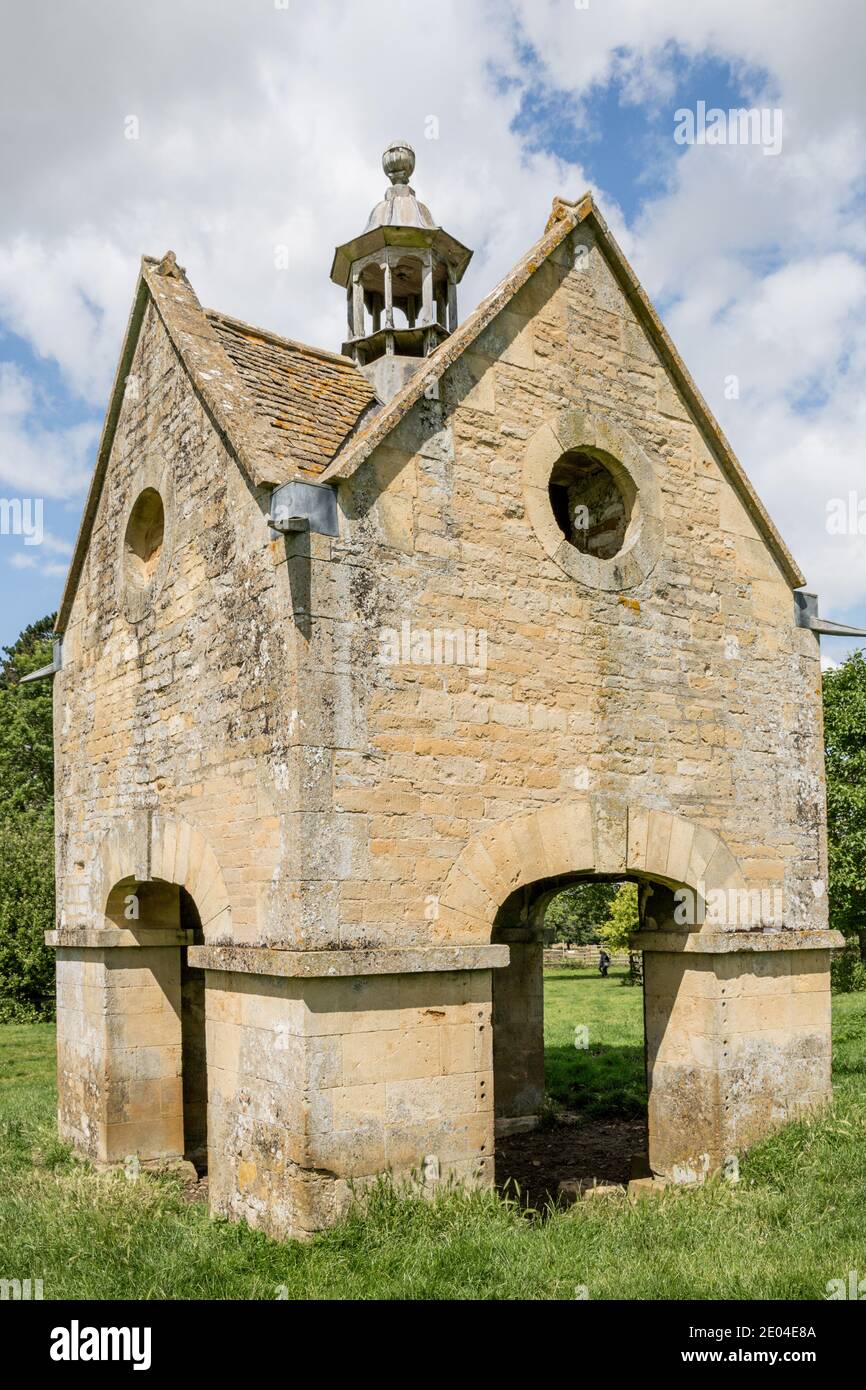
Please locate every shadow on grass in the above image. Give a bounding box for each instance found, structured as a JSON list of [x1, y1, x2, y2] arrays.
[[544, 1042, 646, 1120]]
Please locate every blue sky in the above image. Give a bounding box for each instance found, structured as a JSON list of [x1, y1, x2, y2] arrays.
[[2, 0, 865, 665]]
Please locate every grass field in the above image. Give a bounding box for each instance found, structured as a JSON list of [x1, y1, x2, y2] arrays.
[[1, 972, 865, 1300], [543, 965, 646, 1114]]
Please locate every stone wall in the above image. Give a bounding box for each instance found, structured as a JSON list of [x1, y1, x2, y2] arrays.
[[326, 223, 828, 945], [51, 218, 836, 1235], [543, 944, 628, 967], [55, 940, 186, 1166], [642, 937, 833, 1177], [55, 300, 293, 946], [55, 227, 829, 962], [203, 965, 493, 1240]]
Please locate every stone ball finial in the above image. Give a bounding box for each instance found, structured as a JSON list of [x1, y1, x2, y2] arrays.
[[383, 141, 415, 186]]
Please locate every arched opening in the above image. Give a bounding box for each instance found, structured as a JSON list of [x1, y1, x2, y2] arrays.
[[548, 451, 633, 559], [492, 871, 683, 1209], [102, 876, 209, 1175], [123, 488, 165, 588], [350, 253, 450, 363], [390, 255, 422, 330]]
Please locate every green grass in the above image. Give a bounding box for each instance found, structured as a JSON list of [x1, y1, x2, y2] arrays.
[[1, 986, 865, 1299], [543, 966, 646, 1116]]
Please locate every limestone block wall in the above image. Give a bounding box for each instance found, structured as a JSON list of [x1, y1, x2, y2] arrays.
[[202, 965, 493, 1240], [55, 941, 186, 1165], [54, 223, 828, 960], [717, 947, 833, 1148], [54, 302, 298, 949], [319, 221, 827, 950], [643, 938, 834, 1177], [55, 952, 108, 1160]]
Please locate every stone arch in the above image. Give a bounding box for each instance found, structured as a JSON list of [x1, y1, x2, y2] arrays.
[[90, 810, 231, 942], [437, 798, 746, 943]]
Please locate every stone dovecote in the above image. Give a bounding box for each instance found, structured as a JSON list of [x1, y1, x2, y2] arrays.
[[47, 145, 842, 1241]]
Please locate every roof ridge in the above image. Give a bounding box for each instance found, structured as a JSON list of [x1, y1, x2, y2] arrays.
[[142, 261, 290, 484], [204, 308, 361, 370]]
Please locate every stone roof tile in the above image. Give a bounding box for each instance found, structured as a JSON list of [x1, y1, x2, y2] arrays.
[[206, 312, 377, 476]]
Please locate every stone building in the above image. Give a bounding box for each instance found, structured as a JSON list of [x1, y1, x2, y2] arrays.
[[46, 142, 852, 1239]]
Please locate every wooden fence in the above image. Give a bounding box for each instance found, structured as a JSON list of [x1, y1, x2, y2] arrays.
[[543, 943, 629, 968]]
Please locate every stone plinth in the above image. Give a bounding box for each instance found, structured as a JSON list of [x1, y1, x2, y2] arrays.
[[635, 930, 842, 1181], [202, 963, 497, 1240], [55, 943, 188, 1166]]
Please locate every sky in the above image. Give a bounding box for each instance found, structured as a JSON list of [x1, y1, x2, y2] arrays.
[[2, 0, 865, 666]]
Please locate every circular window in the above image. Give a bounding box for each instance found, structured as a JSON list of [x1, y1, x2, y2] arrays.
[[123, 489, 165, 589], [522, 409, 664, 592], [548, 451, 633, 560]]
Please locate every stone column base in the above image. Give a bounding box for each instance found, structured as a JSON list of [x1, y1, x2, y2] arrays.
[[189, 944, 508, 1241], [49, 928, 194, 1166], [634, 930, 843, 1182], [491, 937, 544, 1132]]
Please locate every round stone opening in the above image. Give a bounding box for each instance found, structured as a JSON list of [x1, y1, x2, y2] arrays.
[[123, 488, 165, 590], [548, 451, 632, 560]]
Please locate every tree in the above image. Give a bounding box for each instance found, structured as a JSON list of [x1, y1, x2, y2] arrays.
[[0, 815, 56, 1020], [0, 614, 56, 1019], [823, 650, 866, 962], [598, 882, 642, 985], [0, 614, 56, 815], [544, 880, 618, 943], [598, 881, 640, 951]]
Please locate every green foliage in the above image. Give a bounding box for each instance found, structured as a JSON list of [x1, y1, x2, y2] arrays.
[[831, 946, 866, 994], [0, 614, 56, 816], [544, 880, 617, 943], [0, 814, 56, 1021], [598, 882, 639, 953], [823, 650, 866, 959], [0, 616, 56, 1020]]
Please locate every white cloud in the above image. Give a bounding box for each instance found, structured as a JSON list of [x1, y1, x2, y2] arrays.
[[0, 364, 97, 497], [3, 519, 73, 582], [8, 552, 70, 579], [0, 238, 132, 405], [0, 0, 865, 621]]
